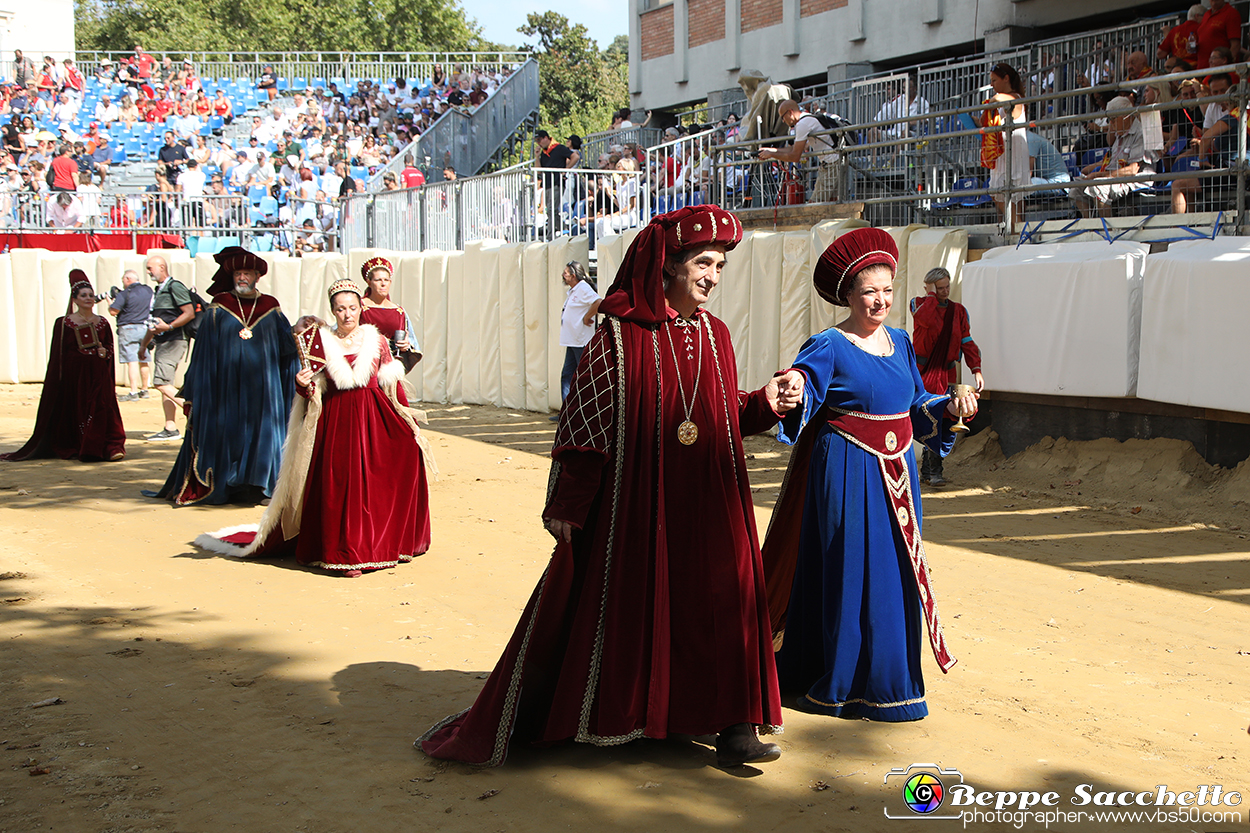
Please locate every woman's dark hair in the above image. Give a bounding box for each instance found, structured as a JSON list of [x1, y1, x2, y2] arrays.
[[991, 62, 1024, 97]]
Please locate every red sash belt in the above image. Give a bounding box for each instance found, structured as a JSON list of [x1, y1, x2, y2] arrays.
[[827, 408, 957, 672]]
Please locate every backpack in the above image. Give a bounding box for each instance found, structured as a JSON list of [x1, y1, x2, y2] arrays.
[[184, 288, 209, 339], [798, 113, 857, 153]]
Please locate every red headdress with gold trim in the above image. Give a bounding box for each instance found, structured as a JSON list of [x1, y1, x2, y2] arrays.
[[598, 205, 744, 324], [813, 227, 898, 307], [68, 268, 93, 296], [327, 278, 364, 306], [361, 256, 393, 281]]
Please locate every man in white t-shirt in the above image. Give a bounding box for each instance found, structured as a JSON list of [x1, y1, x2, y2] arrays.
[[870, 73, 930, 140], [757, 99, 844, 203], [177, 160, 207, 228], [94, 95, 120, 125], [554, 261, 601, 418], [229, 151, 255, 190], [46, 191, 85, 228], [76, 171, 103, 225]]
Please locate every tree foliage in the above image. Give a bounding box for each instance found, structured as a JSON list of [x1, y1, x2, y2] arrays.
[[518, 12, 628, 141], [74, 0, 494, 54]]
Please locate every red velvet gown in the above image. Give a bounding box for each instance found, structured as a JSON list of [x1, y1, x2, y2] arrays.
[[1, 316, 125, 462], [360, 301, 421, 372], [420, 308, 783, 766], [239, 324, 431, 572]]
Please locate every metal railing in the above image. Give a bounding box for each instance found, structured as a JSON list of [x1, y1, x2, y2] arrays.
[[708, 63, 1249, 237], [641, 127, 719, 218], [70, 52, 529, 87], [342, 164, 652, 251], [580, 126, 665, 171], [368, 58, 539, 186], [1, 191, 338, 253]]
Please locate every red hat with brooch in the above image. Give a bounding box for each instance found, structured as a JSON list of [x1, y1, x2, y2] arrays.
[[598, 205, 744, 324]]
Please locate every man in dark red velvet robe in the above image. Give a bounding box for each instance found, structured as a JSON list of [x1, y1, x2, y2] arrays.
[[419, 206, 803, 768], [909, 266, 984, 486]]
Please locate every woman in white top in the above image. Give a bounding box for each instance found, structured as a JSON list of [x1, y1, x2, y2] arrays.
[[985, 63, 1030, 224], [554, 261, 601, 420]]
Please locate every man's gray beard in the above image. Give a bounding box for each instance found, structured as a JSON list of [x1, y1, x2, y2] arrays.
[[234, 286, 260, 298]]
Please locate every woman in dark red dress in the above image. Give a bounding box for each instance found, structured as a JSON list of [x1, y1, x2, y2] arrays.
[[358, 256, 422, 373], [2, 270, 126, 462], [196, 279, 432, 576]]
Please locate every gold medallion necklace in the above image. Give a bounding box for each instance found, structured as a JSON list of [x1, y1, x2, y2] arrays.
[[238, 295, 260, 340], [665, 315, 703, 445]]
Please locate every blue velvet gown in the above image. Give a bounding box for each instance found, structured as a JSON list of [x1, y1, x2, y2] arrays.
[[774, 326, 955, 721], [148, 294, 298, 505]]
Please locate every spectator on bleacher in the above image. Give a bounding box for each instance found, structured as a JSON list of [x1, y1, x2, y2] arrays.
[[72, 141, 95, 180], [400, 153, 425, 188], [170, 107, 200, 141], [117, 95, 139, 129], [320, 161, 343, 198], [147, 86, 174, 122], [984, 62, 1030, 222], [758, 99, 843, 203], [1026, 131, 1071, 190], [133, 46, 155, 81], [278, 154, 300, 189], [228, 151, 253, 190], [36, 58, 58, 101], [1204, 46, 1241, 85], [177, 159, 207, 228], [1164, 78, 1203, 154], [1070, 96, 1156, 217], [192, 89, 211, 119], [1173, 72, 1241, 213], [51, 92, 78, 131], [1197, 0, 1242, 69], [258, 65, 278, 101], [2, 122, 23, 162], [381, 171, 400, 191], [1126, 51, 1171, 106], [157, 130, 188, 179], [189, 134, 211, 166], [1160, 5, 1205, 66], [251, 151, 274, 189], [8, 84, 30, 114], [94, 94, 119, 126], [49, 145, 77, 192], [95, 58, 115, 86], [212, 139, 235, 173], [213, 89, 233, 125], [90, 137, 112, 182], [535, 129, 579, 240], [1202, 72, 1234, 132], [357, 135, 383, 169], [46, 190, 83, 228], [871, 72, 930, 140], [77, 170, 102, 226], [13, 50, 34, 89], [61, 59, 84, 100]]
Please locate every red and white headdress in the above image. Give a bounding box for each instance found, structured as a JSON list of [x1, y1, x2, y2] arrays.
[[361, 256, 393, 281], [327, 278, 364, 305]]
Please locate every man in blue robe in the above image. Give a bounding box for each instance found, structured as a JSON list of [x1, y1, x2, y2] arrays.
[[143, 247, 297, 505]]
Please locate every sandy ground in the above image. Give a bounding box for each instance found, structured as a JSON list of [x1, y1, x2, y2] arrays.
[[0, 383, 1247, 833]]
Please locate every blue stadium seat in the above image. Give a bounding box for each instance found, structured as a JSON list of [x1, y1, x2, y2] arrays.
[[276, 77, 289, 91], [259, 196, 278, 217], [311, 77, 326, 90], [111, 145, 127, 164], [1081, 148, 1107, 169], [350, 165, 367, 181], [1062, 152, 1080, 179], [247, 185, 266, 205], [292, 76, 307, 90], [208, 115, 224, 132]]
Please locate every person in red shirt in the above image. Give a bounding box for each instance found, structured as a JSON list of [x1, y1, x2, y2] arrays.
[[1158, 5, 1203, 66], [1197, 0, 1242, 69], [149, 93, 174, 122], [399, 153, 425, 188], [212, 90, 233, 123], [50, 145, 79, 192], [134, 46, 155, 80], [61, 59, 85, 97]]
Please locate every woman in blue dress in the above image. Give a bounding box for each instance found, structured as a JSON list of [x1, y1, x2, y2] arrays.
[[762, 228, 978, 721]]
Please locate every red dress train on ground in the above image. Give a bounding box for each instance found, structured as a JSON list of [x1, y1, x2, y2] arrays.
[[195, 324, 431, 572], [1, 316, 125, 462]]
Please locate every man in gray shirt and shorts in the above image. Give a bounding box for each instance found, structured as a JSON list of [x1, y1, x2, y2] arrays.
[[140, 254, 195, 441], [108, 269, 154, 401]]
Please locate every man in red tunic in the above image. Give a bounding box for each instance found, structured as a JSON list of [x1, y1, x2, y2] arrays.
[[910, 266, 983, 486], [419, 206, 803, 768], [1196, 0, 1243, 69]]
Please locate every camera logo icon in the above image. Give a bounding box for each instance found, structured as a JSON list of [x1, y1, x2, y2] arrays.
[[884, 763, 963, 820], [903, 772, 945, 813]]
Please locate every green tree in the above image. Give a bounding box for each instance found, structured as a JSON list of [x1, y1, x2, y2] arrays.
[[74, 0, 493, 53], [519, 12, 628, 142]]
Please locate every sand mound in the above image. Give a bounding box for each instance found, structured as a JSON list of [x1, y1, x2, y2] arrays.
[[948, 430, 1243, 529]]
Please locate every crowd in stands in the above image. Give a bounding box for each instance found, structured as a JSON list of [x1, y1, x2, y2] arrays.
[[0, 45, 519, 252]]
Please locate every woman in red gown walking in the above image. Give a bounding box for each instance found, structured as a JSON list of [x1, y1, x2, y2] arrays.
[[196, 278, 432, 576], [2, 270, 125, 462], [358, 256, 422, 373]]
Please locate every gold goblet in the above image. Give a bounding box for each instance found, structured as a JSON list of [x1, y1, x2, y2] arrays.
[[949, 383, 975, 433]]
